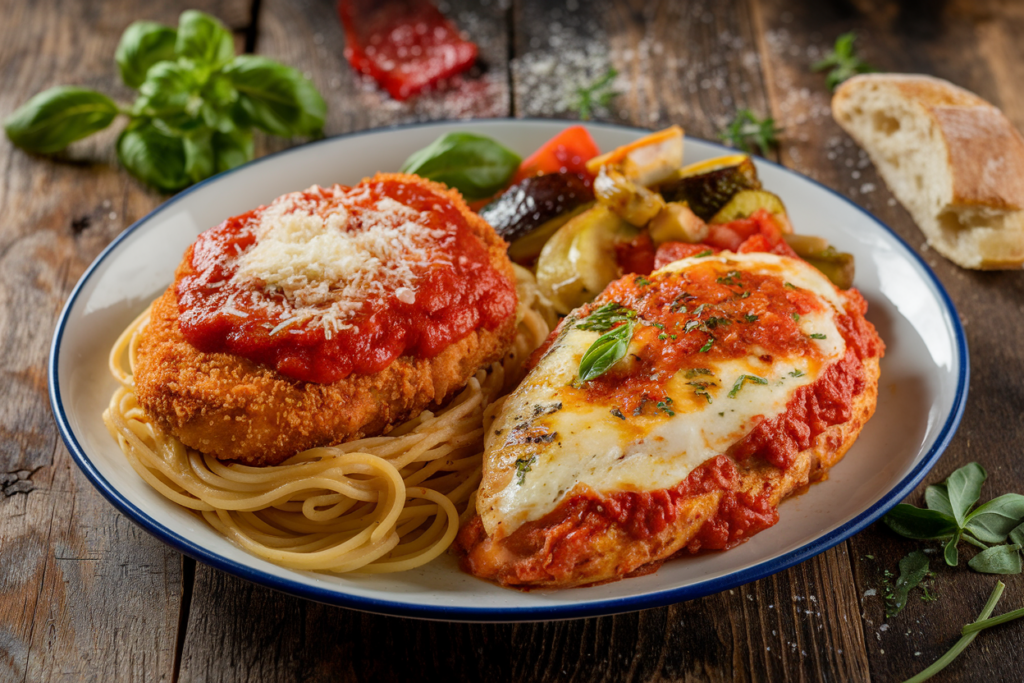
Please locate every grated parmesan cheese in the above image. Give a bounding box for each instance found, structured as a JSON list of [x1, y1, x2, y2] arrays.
[[226, 185, 452, 334]]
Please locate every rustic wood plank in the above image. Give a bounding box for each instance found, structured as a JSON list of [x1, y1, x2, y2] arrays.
[[753, 0, 1024, 680], [0, 0, 251, 681]]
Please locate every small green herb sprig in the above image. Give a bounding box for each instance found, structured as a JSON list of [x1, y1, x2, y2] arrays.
[[3, 11, 326, 192], [812, 31, 877, 91], [572, 68, 619, 121], [718, 109, 781, 156], [884, 462, 1024, 573]]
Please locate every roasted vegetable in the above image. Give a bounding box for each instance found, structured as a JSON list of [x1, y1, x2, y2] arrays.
[[585, 126, 684, 186], [536, 205, 638, 313], [648, 202, 709, 244], [593, 168, 665, 226], [658, 155, 760, 220], [783, 235, 856, 289], [506, 202, 592, 264], [710, 189, 788, 227], [479, 172, 594, 242]]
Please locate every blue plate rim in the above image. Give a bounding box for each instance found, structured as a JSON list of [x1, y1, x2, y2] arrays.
[[48, 117, 969, 622]]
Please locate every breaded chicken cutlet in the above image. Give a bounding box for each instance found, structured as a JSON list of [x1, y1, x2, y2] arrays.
[[134, 173, 518, 466]]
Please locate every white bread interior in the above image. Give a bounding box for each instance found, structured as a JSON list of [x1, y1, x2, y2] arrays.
[[832, 73, 1024, 269]]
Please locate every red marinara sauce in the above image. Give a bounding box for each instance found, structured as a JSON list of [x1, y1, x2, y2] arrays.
[[175, 176, 516, 384]]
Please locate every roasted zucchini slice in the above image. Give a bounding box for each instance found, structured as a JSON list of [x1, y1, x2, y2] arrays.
[[593, 168, 665, 227], [709, 189, 787, 225], [536, 205, 638, 313], [658, 155, 761, 220], [648, 202, 710, 244], [783, 235, 856, 290]]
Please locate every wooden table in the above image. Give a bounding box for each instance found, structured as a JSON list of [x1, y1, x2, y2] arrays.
[[3, 0, 1023, 680]]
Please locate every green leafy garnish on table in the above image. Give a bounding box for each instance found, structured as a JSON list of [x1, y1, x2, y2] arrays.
[[812, 32, 877, 91], [883, 462, 1024, 573], [718, 109, 781, 156], [399, 132, 521, 200], [3, 11, 326, 192], [884, 551, 935, 617], [572, 67, 619, 121]]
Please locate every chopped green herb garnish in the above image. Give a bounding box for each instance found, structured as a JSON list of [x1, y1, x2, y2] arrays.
[[792, 313, 801, 321], [809, 333, 827, 340], [699, 336, 715, 353], [716, 270, 743, 286], [610, 407, 625, 420], [658, 333, 668, 340], [651, 321, 664, 330], [728, 374, 768, 398], [784, 282, 796, 290], [634, 276, 652, 286], [812, 32, 877, 92], [683, 320, 700, 333], [515, 455, 537, 486], [789, 369, 805, 378], [738, 291, 751, 299], [687, 381, 713, 404], [695, 249, 713, 257], [744, 313, 759, 323], [703, 316, 732, 330], [656, 399, 676, 417], [577, 302, 637, 332], [685, 368, 713, 378]]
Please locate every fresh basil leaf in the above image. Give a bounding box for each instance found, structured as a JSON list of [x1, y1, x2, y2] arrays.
[[212, 129, 253, 173], [968, 544, 1022, 575], [135, 61, 199, 118], [115, 21, 177, 89], [1010, 521, 1024, 548], [400, 132, 522, 201], [183, 129, 214, 183], [117, 119, 188, 192], [886, 550, 931, 618], [175, 10, 234, 67], [4, 86, 119, 154], [965, 493, 1024, 544], [925, 484, 955, 518], [946, 462, 987, 527], [223, 55, 326, 137], [883, 504, 958, 540], [944, 529, 961, 566], [578, 322, 634, 382]]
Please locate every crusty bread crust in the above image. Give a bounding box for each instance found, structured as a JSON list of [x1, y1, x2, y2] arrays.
[[134, 174, 517, 466], [832, 73, 1024, 269]]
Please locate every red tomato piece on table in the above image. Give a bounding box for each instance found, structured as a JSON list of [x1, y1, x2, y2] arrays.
[[338, 0, 478, 101], [511, 126, 601, 184]]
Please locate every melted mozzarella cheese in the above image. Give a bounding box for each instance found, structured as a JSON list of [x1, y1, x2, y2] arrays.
[[478, 252, 848, 538]]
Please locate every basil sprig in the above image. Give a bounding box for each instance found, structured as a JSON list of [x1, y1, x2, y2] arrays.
[[578, 321, 634, 383], [885, 550, 933, 618], [400, 132, 521, 200], [884, 462, 1024, 573], [3, 10, 326, 192]]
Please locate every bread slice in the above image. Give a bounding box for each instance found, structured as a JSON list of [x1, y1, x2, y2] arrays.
[[832, 73, 1024, 269]]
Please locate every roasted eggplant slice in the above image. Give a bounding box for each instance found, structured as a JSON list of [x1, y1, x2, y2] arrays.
[[478, 172, 594, 243], [658, 155, 760, 220], [536, 205, 639, 313]]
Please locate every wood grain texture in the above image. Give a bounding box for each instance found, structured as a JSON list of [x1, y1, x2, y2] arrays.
[[753, 0, 1024, 680], [0, 1, 249, 681]]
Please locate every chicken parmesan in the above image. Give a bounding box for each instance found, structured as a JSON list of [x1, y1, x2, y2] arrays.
[[133, 173, 518, 465], [454, 251, 884, 588]]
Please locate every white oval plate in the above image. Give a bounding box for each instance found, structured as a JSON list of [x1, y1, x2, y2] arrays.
[[50, 120, 967, 621]]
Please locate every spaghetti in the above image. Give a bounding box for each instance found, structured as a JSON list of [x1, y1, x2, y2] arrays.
[[103, 266, 553, 574]]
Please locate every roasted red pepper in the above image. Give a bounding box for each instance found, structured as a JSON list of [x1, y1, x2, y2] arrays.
[[338, 0, 478, 101], [510, 125, 601, 185]]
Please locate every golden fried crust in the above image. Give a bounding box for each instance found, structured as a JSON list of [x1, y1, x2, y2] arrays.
[[134, 174, 517, 466], [457, 355, 881, 589]]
